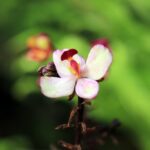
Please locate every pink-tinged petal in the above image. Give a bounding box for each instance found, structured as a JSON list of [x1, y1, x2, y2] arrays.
[[53, 50, 74, 77], [40, 76, 76, 98], [73, 54, 86, 66], [75, 78, 99, 100], [86, 45, 112, 80], [61, 49, 78, 60]]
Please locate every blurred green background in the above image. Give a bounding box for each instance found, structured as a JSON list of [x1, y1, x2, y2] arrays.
[[0, 0, 150, 149]]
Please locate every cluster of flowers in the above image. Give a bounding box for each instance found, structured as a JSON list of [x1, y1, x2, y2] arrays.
[[27, 33, 52, 62], [26, 34, 113, 149]]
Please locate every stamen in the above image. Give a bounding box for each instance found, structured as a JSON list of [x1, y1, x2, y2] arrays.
[[61, 49, 78, 61], [70, 60, 80, 77]]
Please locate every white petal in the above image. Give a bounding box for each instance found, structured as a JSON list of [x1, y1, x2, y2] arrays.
[[40, 76, 76, 98], [75, 78, 99, 100], [53, 50, 73, 77], [85, 45, 112, 80], [73, 54, 85, 66]]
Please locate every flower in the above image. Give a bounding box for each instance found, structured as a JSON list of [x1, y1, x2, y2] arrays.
[[39, 41, 112, 100], [27, 33, 52, 62]]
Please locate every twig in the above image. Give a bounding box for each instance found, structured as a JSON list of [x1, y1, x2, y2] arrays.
[[75, 97, 84, 147]]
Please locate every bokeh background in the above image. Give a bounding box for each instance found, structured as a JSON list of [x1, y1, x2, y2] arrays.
[[0, 0, 150, 149]]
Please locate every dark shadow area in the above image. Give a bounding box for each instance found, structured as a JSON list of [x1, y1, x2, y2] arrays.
[[0, 73, 140, 149]]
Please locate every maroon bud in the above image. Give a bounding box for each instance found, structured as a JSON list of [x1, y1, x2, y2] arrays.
[[91, 38, 109, 49], [38, 62, 59, 77]]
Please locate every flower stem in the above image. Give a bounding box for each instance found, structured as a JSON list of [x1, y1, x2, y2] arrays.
[[75, 97, 84, 147]]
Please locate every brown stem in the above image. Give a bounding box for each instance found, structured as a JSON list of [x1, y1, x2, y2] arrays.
[[75, 97, 84, 146]]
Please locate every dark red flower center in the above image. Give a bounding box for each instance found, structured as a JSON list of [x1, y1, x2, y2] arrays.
[[61, 49, 80, 77], [61, 49, 78, 61]]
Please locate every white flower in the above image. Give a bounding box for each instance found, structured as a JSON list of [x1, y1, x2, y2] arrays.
[[40, 44, 112, 100]]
